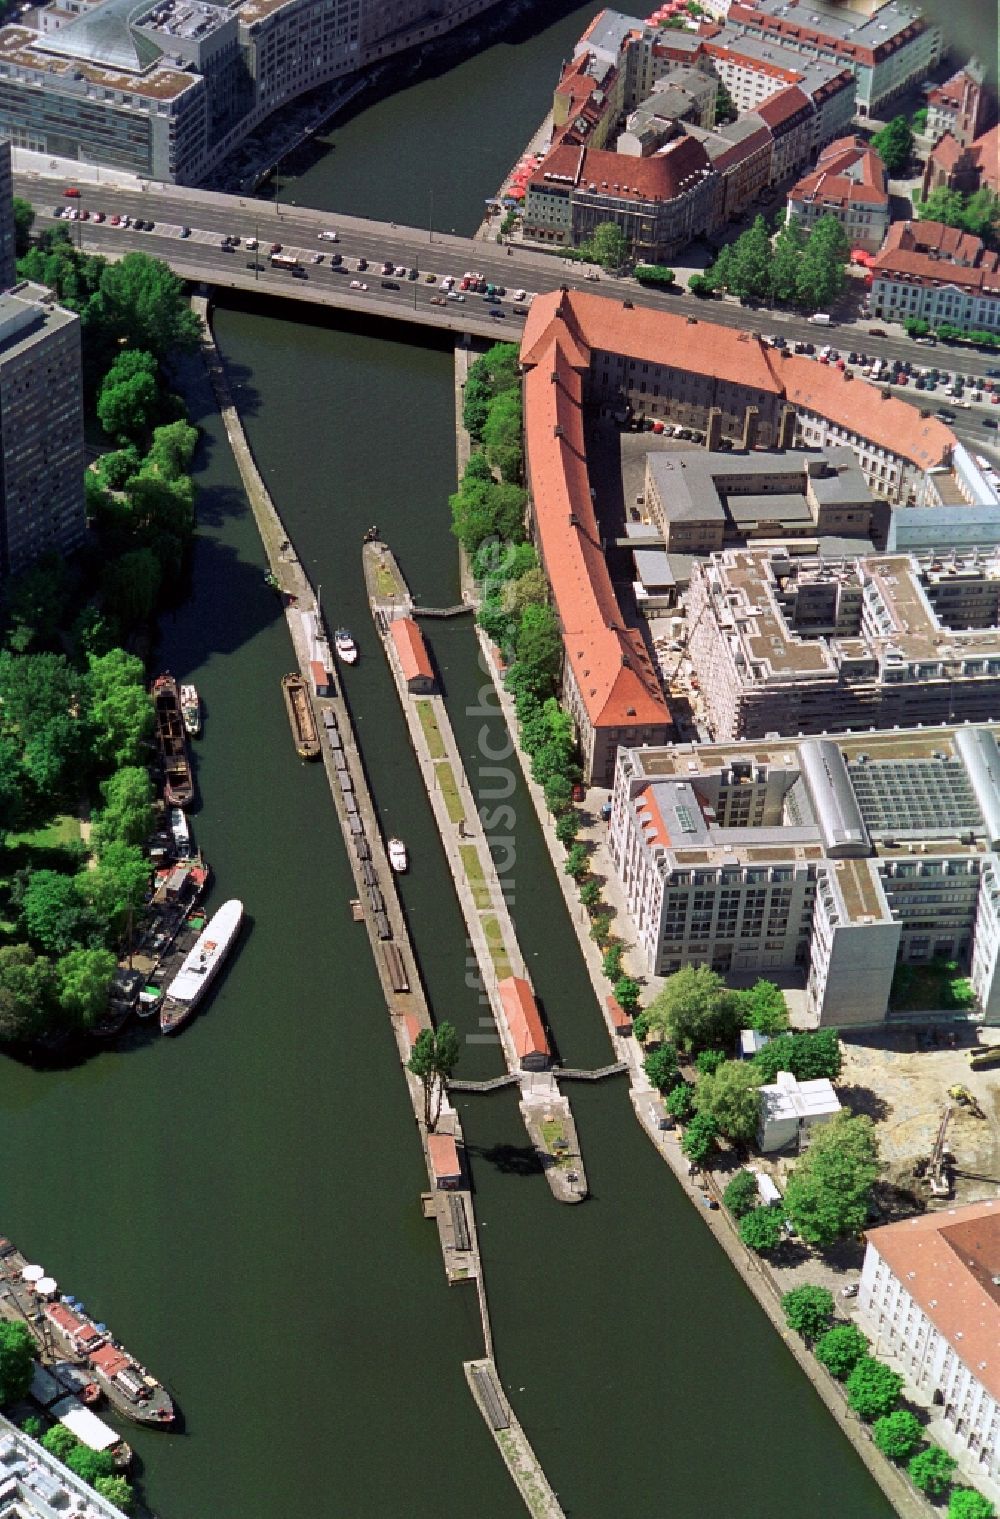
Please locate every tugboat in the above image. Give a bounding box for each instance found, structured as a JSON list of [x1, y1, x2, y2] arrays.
[[335, 628, 358, 665], [151, 675, 194, 808], [388, 838, 408, 873], [281, 673, 321, 760], [179, 684, 201, 737], [160, 898, 245, 1035]]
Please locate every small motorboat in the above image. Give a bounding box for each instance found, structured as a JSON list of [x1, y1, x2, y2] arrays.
[[169, 807, 191, 857], [179, 684, 201, 737], [388, 838, 408, 873], [335, 629, 358, 665]]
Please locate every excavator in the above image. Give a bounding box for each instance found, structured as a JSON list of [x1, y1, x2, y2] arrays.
[[948, 1084, 987, 1120], [914, 1103, 954, 1198]]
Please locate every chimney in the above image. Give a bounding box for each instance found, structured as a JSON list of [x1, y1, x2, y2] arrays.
[[554, 425, 565, 437], [742, 405, 759, 451], [705, 407, 723, 450]]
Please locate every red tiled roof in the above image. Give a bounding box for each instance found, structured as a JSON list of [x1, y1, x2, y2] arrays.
[[390, 617, 434, 684], [866, 1199, 1000, 1403], [607, 994, 632, 1033], [754, 83, 812, 131], [529, 136, 713, 205], [789, 136, 888, 207], [779, 357, 954, 470], [497, 977, 550, 1061], [926, 130, 962, 171], [703, 38, 803, 85], [871, 220, 1000, 296], [969, 123, 1000, 194], [90, 1343, 129, 1377], [881, 219, 984, 262], [427, 1131, 461, 1182], [403, 1013, 423, 1050]]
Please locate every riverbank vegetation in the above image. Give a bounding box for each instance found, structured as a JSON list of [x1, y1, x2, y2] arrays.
[[0, 230, 204, 1047]]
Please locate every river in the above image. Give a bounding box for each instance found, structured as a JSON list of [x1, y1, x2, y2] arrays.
[[1, 1, 966, 1515]]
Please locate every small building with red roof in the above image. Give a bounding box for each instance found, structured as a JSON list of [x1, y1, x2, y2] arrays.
[[390, 617, 436, 693], [786, 135, 889, 251], [427, 1131, 462, 1190], [497, 977, 551, 1070], [869, 219, 1000, 334]]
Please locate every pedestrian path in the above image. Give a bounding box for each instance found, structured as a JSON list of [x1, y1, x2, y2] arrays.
[[365, 538, 588, 1204]]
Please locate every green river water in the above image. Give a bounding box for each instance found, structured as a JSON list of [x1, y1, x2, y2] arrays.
[[9, 0, 990, 1512]]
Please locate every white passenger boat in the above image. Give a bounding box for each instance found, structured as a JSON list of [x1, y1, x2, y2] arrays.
[[169, 807, 191, 857], [388, 838, 408, 873], [179, 683, 201, 736], [335, 629, 358, 665], [160, 899, 244, 1035]]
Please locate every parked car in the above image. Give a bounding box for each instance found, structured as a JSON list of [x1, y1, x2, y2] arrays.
[[357, 257, 368, 271], [246, 237, 258, 249], [868, 327, 887, 337], [179, 225, 191, 237], [271, 242, 283, 254], [840, 1284, 859, 1299], [311, 252, 323, 264], [983, 417, 999, 429]]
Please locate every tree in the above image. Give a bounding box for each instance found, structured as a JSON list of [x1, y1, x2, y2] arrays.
[[680, 1110, 719, 1165], [0, 1321, 35, 1406], [872, 1409, 925, 1464], [12, 196, 34, 256], [579, 879, 602, 913], [587, 221, 631, 271], [911, 106, 928, 134], [3, 554, 72, 654], [646, 964, 739, 1054], [0, 650, 79, 747], [42, 1424, 79, 1461], [80, 841, 149, 939], [644, 1044, 679, 1092], [94, 1476, 135, 1514], [590, 912, 613, 948], [908, 1445, 958, 1499], [93, 765, 155, 850], [769, 219, 806, 306], [96, 253, 202, 361], [960, 187, 1000, 241], [100, 547, 162, 628], [481, 388, 523, 484], [695, 1048, 726, 1076], [614, 976, 640, 1014], [715, 81, 737, 123], [95, 446, 142, 492], [602, 943, 624, 981], [516, 603, 562, 687], [56, 947, 117, 1030], [19, 871, 96, 956], [739, 1204, 784, 1253], [665, 1081, 695, 1122], [143, 418, 199, 481], [97, 349, 160, 443], [564, 842, 589, 880], [724, 1169, 761, 1220], [796, 213, 849, 312], [781, 1284, 834, 1342], [66, 1444, 117, 1483], [752, 1029, 841, 1084], [0, 943, 55, 1042], [845, 1356, 904, 1421], [693, 1058, 761, 1142], [784, 1113, 880, 1246], [729, 215, 773, 301], [555, 810, 581, 847], [948, 1492, 996, 1519], [408, 1021, 460, 1131], [87, 650, 154, 771], [814, 1323, 869, 1380], [544, 773, 574, 816], [688, 274, 715, 298], [0, 740, 29, 836], [740, 979, 789, 1035], [872, 115, 913, 175], [917, 185, 968, 230]]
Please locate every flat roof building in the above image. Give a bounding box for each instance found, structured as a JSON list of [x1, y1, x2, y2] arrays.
[[758, 1070, 841, 1152], [0, 280, 85, 575], [0, 138, 15, 290], [0, 1413, 131, 1516], [859, 1200, 1000, 1493], [609, 724, 1000, 1025]]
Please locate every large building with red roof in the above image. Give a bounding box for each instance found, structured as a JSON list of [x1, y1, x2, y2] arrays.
[[870, 220, 1000, 334], [923, 121, 1000, 201], [786, 135, 889, 252], [924, 59, 990, 149], [859, 1199, 1000, 1492]]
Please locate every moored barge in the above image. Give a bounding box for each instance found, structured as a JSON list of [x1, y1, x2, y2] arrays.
[[152, 674, 194, 807], [281, 672, 321, 759]]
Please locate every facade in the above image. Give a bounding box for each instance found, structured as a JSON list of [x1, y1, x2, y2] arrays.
[[687, 546, 1000, 742], [725, 0, 942, 116], [924, 59, 990, 148], [702, 32, 856, 152], [644, 446, 874, 554], [0, 281, 85, 575], [753, 83, 814, 186], [0, 137, 15, 290], [757, 1070, 840, 1152], [609, 724, 1000, 1025], [870, 219, 1000, 334], [858, 1200, 1000, 1492], [0, 1413, 130, 1517], [786, 135, 889, 252], [0, 0, 499, 184], [684, 114, 772, 219]]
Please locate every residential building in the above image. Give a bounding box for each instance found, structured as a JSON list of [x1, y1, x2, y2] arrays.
[[0, 0, 500, 184], [609, 724, 1000, 1023], [550, 47, 624, 152], [686, 546, 1000, 742], [758, 1070, 840, 1151], [754, 83, 814, 185], [786, 135, 889, 252], [644, 446, 875, 554], [0, 1413, 130, 1517], [497, 977, 550, 1070], [0, 280, 84, 575], [389, 616, 435, 693], [684, 113, 772, 218], [0, 137, 15, 289], [616, 63, 718, 154], [858, 1200, 1000, 1492], [870, 220, 1000, 335], [923, 122, 1000, 199], [522, 137, 719, 261], [924, 59, 990, 148], [702, 31, 856, 151], [725, 0, 942, 117]]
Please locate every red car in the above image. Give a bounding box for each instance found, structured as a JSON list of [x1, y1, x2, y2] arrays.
[[63, 186, 81, 198]]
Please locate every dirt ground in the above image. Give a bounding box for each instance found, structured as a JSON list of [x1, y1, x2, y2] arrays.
[[838, 1029, 1000, 1207]]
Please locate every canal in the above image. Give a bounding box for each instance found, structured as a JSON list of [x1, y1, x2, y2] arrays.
[[4, 0, 972, 1513]]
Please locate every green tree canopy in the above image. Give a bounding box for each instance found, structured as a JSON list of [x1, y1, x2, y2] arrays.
[[96, 348, 160, 443], [643, 1044, 679, 1093], [95, 253, 202, 361], [56, 946, 117, 1030], [845, 1356, 904, 1421], [739, 1203, 784, 1253], [516, 602, 563, 691], [723, 1169, 761, 1220], [100, 547, 162, 629], [408, 1021, 461, 1131], [18, 871, 97, 956], [680, 1110, 719, 1165], [93, 765, 155, 851], [80, 841, 149, 939], [555, 810, 581, 848], [0, 943, 55, 1043], [587, 221, 631, 271], [12, 197, 34, 257], [66, 1444, 118, 1483], [647, 964, 739, 1054], [815, 1322, 869, 1380], [42, 1424, 79, 1461], [3, 555, 72, 654], [87, 648, 154, 770], [781, 1284, 834, 1341], [907, 1445, 958, 1499], [872, 1409, 925, 1464], [665, 1080, 695, 1122], [693, 1058, 761, 1142], [752, 1028, 841, 1083], [872, 115, 913, 174], [0, 1321, 35, 1406], [738, 979, 789, 1036], [564, 842, 589, 880], [481, 388, 523, 484], [143, 418, 199, 481], [94, 1475, 136, 1514], [614, 976, 641, 1014], [784, 1113, 880, 1246], [948, 1491, 997, 1519]]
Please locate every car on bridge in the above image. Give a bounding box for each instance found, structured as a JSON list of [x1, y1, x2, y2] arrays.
[[318, 230, 339, 242], [179, 225, 192, 237], [357, 258, 368, 271], [381, 279, 400, 290]]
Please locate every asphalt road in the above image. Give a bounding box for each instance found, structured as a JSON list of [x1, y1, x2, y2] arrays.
[[13, 172, 1000, 460]]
